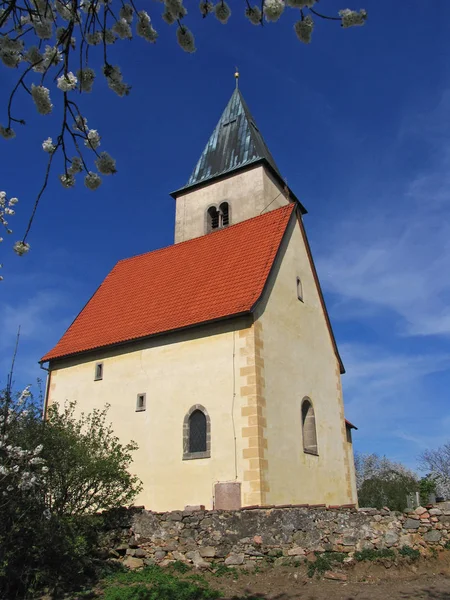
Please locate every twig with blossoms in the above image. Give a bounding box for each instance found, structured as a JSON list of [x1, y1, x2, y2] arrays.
[[0, 0, 367, 267]]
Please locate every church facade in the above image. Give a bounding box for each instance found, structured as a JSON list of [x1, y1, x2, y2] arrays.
[[41, 88, 358, 511]]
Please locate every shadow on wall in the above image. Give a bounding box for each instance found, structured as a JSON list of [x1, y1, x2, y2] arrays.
[[220, 586, 450, 600]]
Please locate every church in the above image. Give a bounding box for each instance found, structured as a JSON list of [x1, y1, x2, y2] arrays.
[[41, 83, 358, 511]]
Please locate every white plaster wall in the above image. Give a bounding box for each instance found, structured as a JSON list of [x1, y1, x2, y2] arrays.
[[255, 215, 354, 506], [174, 165, 289, 243], [47, 320, 250, 512]]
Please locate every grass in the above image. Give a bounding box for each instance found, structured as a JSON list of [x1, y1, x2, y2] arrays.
[[102, 565, 220, 600], [354, 548, 395, 562], [398, 546, 421, 561]]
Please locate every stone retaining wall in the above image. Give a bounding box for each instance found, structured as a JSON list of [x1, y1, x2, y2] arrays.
[[102, 503, 450, 570]]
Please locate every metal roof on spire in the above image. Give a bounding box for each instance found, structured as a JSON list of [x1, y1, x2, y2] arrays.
[[172, 86, 284, 196]]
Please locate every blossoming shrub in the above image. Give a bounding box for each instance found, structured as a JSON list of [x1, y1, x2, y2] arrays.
[[0, 389, 142, 598]]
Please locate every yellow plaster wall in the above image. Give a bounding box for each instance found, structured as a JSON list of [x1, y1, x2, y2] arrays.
[[255, 215, 357, 506], [174, 165, 288, 243], [47, 320, 252, 512]]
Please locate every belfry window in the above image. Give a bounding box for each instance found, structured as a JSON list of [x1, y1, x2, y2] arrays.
[[206, 203, 231, 233], [219, 202, 230, 227], [207, 206, 220, 232], [183, 405, 211, 460], [301, 398, 318, 455]]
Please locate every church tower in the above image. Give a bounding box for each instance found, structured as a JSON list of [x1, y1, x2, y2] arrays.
[[42, 83, 357, 511], [172, 85, 306, 244]]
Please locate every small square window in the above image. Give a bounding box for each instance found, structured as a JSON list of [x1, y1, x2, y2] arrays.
[[296, 277, 303, 302], [94, 362, 103, 381], [136, 393, 146, 412]]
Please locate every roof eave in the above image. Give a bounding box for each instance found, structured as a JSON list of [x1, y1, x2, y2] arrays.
[[40, 309, 253, 366], [170, 159, 307, 215]]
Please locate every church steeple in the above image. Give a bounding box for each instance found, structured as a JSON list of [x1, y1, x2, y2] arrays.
[[174, 88, 283, 195], [172, 86, 306, 244]]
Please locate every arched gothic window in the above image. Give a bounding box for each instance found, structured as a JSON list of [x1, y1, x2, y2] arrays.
[[301, 398, 318, 455], [183, 405, 211, 460]]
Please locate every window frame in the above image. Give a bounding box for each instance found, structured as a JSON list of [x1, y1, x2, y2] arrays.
[[94, 362, 103, 381], [301, 397, 318, 456], [136, 393, 146, 412], [296, 276, 304, 302], [183, 404, 211, 460]]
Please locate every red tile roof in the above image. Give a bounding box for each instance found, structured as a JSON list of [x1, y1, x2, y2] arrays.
[[41, 204, 296, 362], [345, 419, 358, 430]]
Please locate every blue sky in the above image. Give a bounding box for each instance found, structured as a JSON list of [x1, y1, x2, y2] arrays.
[[1, 0, 450, 471]]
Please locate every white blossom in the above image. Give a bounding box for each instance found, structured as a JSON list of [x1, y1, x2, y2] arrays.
[[119, 4, 134, 23], [0, 125, 15, 139], [164, 0, 187, 19], [74, 115, 88, 132], [95, 151, 116, 174], [33, 19, 53, 40], [136, 11, 158, 42], [24, 46, 43, 70], [77, 67, 96, 92], [57, 71, 78, 92], [42, 137, 56, 153], [8, 197, 18, 206], [215, 1, 231, 23], [246, 5, 261, 25], [104, 29, 117, 44], [162, 9, 176, 25], [112, 18, 132, 39], [294, 15, 314, 43], [31, 84, 53, 115], [86, 31, 102, 45], [103, 64, 130, 96], [0, 36, 23, 67], [59, 173, 75, 188], [263, 0, 284, 22], [68, 156, 83, 174], [176, 26, 196, 53], [84, 171, 102, 190], [199, 1, 213, 17], [339, 8, 367, 28], [4, 207, 14, 216], [42, 45, 62, 68], [286, 0, 315, 6], [85, 129, 101, 149], [55, 0, 73, 20], [13, 241, 30, 256]]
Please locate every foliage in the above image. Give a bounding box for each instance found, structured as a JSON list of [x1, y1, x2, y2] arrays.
[[0, 384, 141, 598], [354, 548, 395, 562], [0, 0, 366, 265], [398, 546, 420, 561], [420, 445, 450, 501], [307, 552, 346, 577], [102, 565, 220, 600], [354, 452, 419, 511], [419, 474, 438, 506]]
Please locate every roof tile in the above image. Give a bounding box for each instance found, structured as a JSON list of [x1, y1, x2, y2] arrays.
[[42, 204, 295, 362]]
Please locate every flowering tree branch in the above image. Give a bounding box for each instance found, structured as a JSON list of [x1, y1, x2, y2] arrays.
[[0, 0, 367, 270]]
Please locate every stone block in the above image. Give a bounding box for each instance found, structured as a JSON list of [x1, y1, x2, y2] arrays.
[[415, 507, 428, 515], [404, 518, 421, 529], [424, 530, 442, 543], [287, 546, 305, 556], [123, 556, 144, 570], [199, 546, 216, 558], [225, 553, 245, 566], [324, 571, 347, 582]]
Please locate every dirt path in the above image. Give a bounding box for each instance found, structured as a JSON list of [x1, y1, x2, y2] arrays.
[[200, 557, 450, 600]]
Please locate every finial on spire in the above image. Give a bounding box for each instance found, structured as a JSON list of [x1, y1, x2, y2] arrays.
[[234, 67, 239, 89]]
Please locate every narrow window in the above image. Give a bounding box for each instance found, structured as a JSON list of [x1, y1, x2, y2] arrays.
[[136, 393, 146, 412], [296, 276, 303, 302], [183, 405, 211, 459], [207, 206, 220, 232], [94, 362, 103, 381], [219, 202, 230, 227], [302, 398, 318, 455]]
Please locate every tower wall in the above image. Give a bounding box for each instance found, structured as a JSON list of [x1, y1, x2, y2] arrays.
[[174, 165, 289, 243]]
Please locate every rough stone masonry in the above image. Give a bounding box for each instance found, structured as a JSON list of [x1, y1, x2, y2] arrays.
[[101, 503, 450, 570]]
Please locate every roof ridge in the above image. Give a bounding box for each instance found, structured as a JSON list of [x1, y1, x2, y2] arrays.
[[118, 203, 296, 265]]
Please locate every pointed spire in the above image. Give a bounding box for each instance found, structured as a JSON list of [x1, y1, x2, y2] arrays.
[[173, 87, 283, 195]]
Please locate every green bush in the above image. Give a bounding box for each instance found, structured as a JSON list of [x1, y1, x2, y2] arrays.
[[0, 389, 142, 598], [307, 552, 346, 577]]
